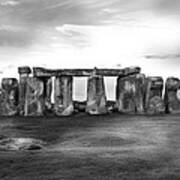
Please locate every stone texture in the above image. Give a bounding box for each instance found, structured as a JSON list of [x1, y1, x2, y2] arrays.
[[0, 137, 45, 151], [18, 66, 31, 75], [1, 78, 19, 116], [18, 66, 31, 115], [33, 67, 141, 77], [0, 89, 3, 115], [145, 77, 165, 114], [86, 75, 107, 115], [54, 76, 74, 116], [43, 77, 52, 112], [24, 77, 45, 116], [164, 77, 180, 113], [135, 74, 146, 113], [116, 74, 145, 114]]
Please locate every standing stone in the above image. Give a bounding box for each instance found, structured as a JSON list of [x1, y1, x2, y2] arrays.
[[43, 77, 52, 112], [0, 89, 3, 115], [1, 78, 19, 116], [54, 76, 74, 116], [145, 77, 165, 114], [24, 77, 45, 116], [135, 74, 146, 113], [164, 77, 180, 113], [116, 74, 145, 114], [86, 75, 107, 115], [18, 66, 31, 115]]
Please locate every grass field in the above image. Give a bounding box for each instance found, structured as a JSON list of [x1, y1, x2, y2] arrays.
[[0, 113, 180, 180]]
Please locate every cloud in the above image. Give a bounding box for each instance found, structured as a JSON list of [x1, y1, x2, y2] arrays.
[[55, 24, 91, 48], [0, 0, 180, 49], [0, 24, 25, 31], [0, 27, 35, 47], [1, 0, 180, 27], [152, 0, 180, 15], [0, 0, 145, 26], [0, 0, 19, 6], [145, 54, 180, 59], [0, 0, 148, 48]]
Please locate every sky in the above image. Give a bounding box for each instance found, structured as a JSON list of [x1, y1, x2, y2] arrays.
[[0, 0, 180, 100]]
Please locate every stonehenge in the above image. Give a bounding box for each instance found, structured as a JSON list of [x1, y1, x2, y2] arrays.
[[44, 77, 53, 113], [33, 66, 141, 77], [144, 77, 165, 114], [0, 66, 179, 116], [54, 76, 74, 116], [0, 78, 19, 116], [18, 66, 31, 115], [116, 74, 145, 114], [24, 77, 45, 116], [86, 74, 107, 115], [164, 77, 180, 114]]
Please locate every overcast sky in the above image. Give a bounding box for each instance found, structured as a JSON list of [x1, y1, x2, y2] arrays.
[[0, 0, 180, 99]]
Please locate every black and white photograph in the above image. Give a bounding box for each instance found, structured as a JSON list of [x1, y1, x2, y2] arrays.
[[0, 0, 180, 179]]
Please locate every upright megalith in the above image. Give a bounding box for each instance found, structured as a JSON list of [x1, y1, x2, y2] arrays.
[[164, 77, 180, 113], [24, 77, 45, 116], [43, 77, 52, 112], [145, 77, 165, 114], [116, 74, 145, 114], [86, 74, 107, 115], [134, 74, 146, 113], [1, 78, 19, 116], [54, 76, 74, 116], [18, 66, 31, 115]]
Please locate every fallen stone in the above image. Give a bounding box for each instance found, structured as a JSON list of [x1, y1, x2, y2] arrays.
[[164, 77, 180, 113], [0, 78, 19, 116], [86, 75, 107, 115], [0, 137, 45, 151], [145, 76, 165, 114], [116, 74, 145, 114], [24, 77, 45, 116], [54, 76, 74, 116]]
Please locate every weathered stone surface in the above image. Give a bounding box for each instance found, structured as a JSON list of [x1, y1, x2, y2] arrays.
[[116, 74, 145, 114], [123, 67, 141, 76], [33, 67, 141, 77], [0, 78, 18, 116], [43, 77, 52, 112], [0, 89, 3, 115], [164, 77, 180, 113], [24, 77, 45, 116], [18, 66, 31, 115], [133, 74, 146, 113], [86, 75, 107, 115], [18, 66, 31, 75], [0, 137, 45, 151], [145, 77, 165, 114], [54, 76, 74, 116]]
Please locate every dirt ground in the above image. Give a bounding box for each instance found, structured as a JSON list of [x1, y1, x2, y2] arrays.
[[0, 113, 180, 180]]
